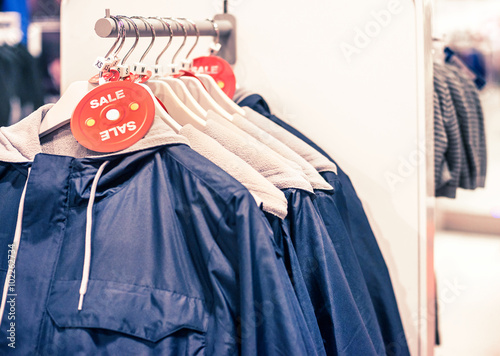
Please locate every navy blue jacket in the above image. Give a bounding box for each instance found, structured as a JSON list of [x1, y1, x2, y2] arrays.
[[0, 142, 318, 355], [313, 189, 385, 355], [239, 94, 410, 356], [264, 211, 326, 356], [280, 188, 378, 356]]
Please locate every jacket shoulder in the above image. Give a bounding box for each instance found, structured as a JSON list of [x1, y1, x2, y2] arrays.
[[159, 144, 253, 203]]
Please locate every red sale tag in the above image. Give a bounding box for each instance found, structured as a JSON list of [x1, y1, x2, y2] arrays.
[[88, 74, 100, 85], [138, 71, 153, 83], [88, 70, 120, 84], [192, 56, 236, 99], [71, 81, 155, 153], [123, 72, 139, 82]]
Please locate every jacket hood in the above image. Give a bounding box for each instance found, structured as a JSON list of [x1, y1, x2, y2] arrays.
[[0, 105, 288, 220], [201, 117, 314, 194], [230, 113, 333, 191], [206, 111, 310, 182], [0, 104, 190, 163], [242, 107, 338, 174], [180, 124, 289, 219]]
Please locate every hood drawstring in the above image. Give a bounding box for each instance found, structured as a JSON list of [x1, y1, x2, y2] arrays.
[[78, 161, 109, 311], [0, 168, 31, 326]]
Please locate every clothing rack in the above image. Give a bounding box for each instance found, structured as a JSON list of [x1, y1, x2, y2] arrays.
[[94, 10, 237, 64]]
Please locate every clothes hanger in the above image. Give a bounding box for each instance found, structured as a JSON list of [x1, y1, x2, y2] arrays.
[[149, 17, 207, 119], [139, 16, 205, 130], [38, 16, 125, 137], [41, 14, 182, 137], [123, 16, 184, 133], [117, 15, 183, 133], [172, 19, 233, 121], [191, 19, 245, 116]]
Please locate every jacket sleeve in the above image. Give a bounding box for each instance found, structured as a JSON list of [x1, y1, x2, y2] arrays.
[[206, 189, 318, 356]]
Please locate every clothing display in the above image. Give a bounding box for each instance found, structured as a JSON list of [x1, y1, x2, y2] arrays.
[[0, 106, 319, 355], [0, 10, 418, 356], [236, 107, 386, 353], [236, 92, 411, 356], [433, 60, 487, 197], [0, 95, 412, 355], [199, 111, 385, 355]]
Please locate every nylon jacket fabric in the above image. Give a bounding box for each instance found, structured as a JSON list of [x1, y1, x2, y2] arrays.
[[319, 173, 410, 356], [0, 120, 319, 355], [281, 188, 378, 356], [0, 161, 30, 291], [264, 211, 326, 356], [313, 189, 385, 355], [237, 93, 410, 356]]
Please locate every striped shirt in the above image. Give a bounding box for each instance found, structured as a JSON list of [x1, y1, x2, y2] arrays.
[[446, 58, 487, 188], [433, 63, 463, 197], [437, 63, 475, 189]]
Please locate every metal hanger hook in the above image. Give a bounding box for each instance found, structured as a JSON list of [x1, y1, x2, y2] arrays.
[[178, 18, 199, 60], [131, 16, 156, 63], [111, 17, 127, 59], [206, 18, 221, 55], [148, 17, 173, 65], [104, 15, 123, 59], [116, 15, 139, 65], [165, 17, 187, 65]]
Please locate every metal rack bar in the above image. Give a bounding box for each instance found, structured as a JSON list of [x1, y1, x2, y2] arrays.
[[94, 10, 237, 64], [95, 15, 232, 39]]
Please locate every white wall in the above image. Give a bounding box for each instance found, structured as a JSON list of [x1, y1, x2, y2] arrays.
[[61, 0, 433, 354]]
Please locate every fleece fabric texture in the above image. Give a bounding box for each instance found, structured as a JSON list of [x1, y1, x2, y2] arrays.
[[201, 118, 314, 193], [230, 113, 333, 191], [205, 110, 310, 182], [241, 107, 338, 174], [180, 124, 288, 219]]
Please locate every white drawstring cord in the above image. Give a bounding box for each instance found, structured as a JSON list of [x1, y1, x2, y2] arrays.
[[0, 168, 31, 326], [78, 161, 109, 311]]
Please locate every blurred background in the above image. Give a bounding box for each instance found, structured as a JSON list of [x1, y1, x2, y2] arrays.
[[0, 0, 60, 127], [434, 0, 500, 355]]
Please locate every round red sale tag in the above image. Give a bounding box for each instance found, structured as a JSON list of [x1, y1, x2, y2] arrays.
[[71, 81, 155, 153], [192, 56, 236, 99]]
